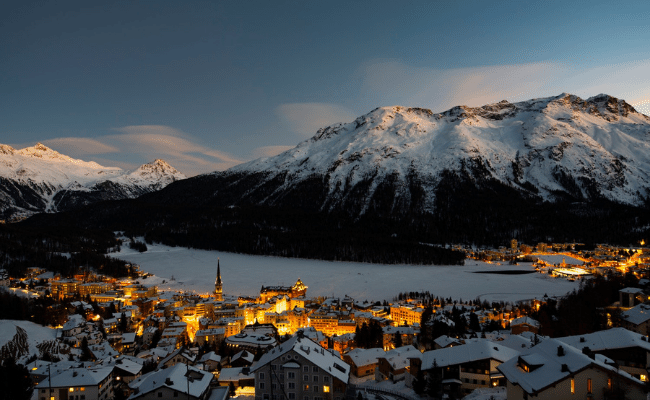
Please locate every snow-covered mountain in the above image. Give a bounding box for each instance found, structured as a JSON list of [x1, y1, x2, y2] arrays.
[[0, 143, 185, 219], [207, 93, 650, 215]]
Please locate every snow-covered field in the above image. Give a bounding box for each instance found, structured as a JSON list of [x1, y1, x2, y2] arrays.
[[112, 243, 580, 303]]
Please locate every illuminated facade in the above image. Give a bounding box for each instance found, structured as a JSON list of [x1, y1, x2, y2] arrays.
[[259, 279, 307, 303]]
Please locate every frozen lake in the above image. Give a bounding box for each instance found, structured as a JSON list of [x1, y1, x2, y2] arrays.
[[112, 243, 581, 303]]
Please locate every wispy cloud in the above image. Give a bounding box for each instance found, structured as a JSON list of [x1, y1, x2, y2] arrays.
[[355, 58, 650, 113], [276, 103, 357, 138], [42, 137, 120, 154], [30, 126, 245, 177]]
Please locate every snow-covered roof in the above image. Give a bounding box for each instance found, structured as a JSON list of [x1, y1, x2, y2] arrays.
[[89, 341, 119, 359], [489, 334, 534, 351], [110, 357, 143, 375], [344, 347, 385, 367], [252, 335, 350, 383], [38, 366, 113, 388], [422, 341, 519, 370], [621, 304, 650, 325], [383, 326, 414, 335], [510, 316, 540, 327], [128, 364, 212, 399], [557, 327, 650, 352], [199, 351, 222, 363], [122, 332, 137, 343], [231, 350, 255, 364], [158, 348, 197, 368], [62, 314, 86, 331], [620, 287, 644, 294], [433, 335, 462, 348], [497, 338, 643, 394], [378, 345, 421, 370], [218, 367, 252, 383]]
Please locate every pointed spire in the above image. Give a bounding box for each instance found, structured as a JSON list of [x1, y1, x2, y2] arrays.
[[216, 258, 222, 285]]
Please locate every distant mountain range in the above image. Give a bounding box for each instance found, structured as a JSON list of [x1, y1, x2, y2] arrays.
[[12, 93, 650, 261], [0, 143, 185, 220], [186, 93, 650, 215]]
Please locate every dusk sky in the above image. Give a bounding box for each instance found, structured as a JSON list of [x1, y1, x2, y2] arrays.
[[3, 0, 650, 176]]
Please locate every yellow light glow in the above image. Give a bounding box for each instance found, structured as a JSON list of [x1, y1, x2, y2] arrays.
[[323, 386, 330, 393]]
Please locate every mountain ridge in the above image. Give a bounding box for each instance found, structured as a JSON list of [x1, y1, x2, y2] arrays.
[[0, 143, 185, 219], [201, 93, 650, 216]]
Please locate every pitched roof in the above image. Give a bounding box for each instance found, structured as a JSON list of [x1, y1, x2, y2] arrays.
[[344, 348, 385, 367], [128, 364, 212, 400], [497, 338, 644, 395], [252, 335, 350, 383], [38, 366, 113, 388], [511, 316, 540, 327], [422, 341, 519, 370], [621, 304, 650, 325], [557, 327, 650, 352], [378, 346, 421, 370]]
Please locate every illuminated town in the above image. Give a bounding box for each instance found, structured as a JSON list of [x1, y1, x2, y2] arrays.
[[2, 241, 650, 400]]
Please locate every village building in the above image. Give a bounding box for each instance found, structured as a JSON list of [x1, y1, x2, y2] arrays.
[[230, 349, 255, 368], [376, 345, 421, 382], [408, 341, 520, 398], [157, 347, 197, 369], [498, 338, 646, 400], [251, 335, 350, 400], [620, 287, 645, 308], [621, 303, 650, 335], [199, 351, 222, 372], [128, 364, 213, 400], [510, 316, 540, 335], [259, 279, 308, 303], [35, 366, 114, 400], [382, 326, 415, 350], [390, 304, 424, 326], [342, 347, 385, 377], [195, 327, 226, 347], [557, 327, 650, 382]]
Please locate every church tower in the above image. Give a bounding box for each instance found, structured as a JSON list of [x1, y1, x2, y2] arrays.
[[215, 258, 223, 301]]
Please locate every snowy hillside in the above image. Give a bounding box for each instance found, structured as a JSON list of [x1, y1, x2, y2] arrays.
[[0, 319, 59, 363], [228, 93, 650, 214], [0, 143, 185, 219]]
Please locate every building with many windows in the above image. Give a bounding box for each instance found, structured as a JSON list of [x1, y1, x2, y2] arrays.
[[252, 335, 350, 400]]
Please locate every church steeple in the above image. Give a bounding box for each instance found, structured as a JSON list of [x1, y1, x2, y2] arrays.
[[214, 258, 223, 301]]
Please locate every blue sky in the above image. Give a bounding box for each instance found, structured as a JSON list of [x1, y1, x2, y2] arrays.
[[2, 0, 649, 176]]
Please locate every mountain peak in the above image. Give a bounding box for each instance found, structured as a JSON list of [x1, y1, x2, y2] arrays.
[[129, 159, 186, 182]]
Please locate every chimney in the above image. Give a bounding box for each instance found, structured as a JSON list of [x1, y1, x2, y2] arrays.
[[582, 346, 594, 359], [561, 364, 569, 372], [557, 346, 565, 357]]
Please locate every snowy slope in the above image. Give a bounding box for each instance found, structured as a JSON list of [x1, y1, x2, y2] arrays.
[[226, 93, 650, 214], [0, 143, 185, 218], [0, 319, 58, 362]]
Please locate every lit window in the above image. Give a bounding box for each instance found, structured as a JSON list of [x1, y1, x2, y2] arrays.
[[570, 379, 575, 394], [70, 388, 74, 392], [323, 386, 330, 393], [608, 378, 612, 389], [587, 378, 592, 394], [641, 375, 648, 382]]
